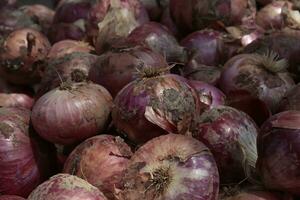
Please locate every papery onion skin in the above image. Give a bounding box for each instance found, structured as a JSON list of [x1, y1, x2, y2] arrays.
[[119, 134, 219, 200], [0, 28, 51, 85], [256, 111, 300, 195], [27, 174, 108, 200], [47, 23, 85, 44], [191, 106, 258, 183], [63, 135, 133, 199], [112, 74, 203, 144], [31, 82, 113, 145], [0, 195, 26, 200], [89, 45, 168, 97], [278, 83, 300, 112]]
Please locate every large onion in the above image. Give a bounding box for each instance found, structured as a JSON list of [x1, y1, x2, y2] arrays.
[[63, 135, 133, 199], [32, 82, 112, 145], [118, 134, 219, 200], [27, 174, 108, 200], [256, 111, 300, 195], [190, 106, 258, 183], [0, 195, 25, 200], [278, 83, 300, 112]]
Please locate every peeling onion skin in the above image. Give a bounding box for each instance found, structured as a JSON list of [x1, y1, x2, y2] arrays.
[[118, 134, 219, 200], [63, 135, 133, 199], [112, 74, 203, 144], [191, 106, 258, 183], [27, 174, 108, 200], [0, 195, 26, 200], [31, 82, 113, 145], [278, 83, 300, 112], [256, 111, 300, 196]]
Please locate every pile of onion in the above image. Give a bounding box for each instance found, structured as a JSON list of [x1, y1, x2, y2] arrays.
[[118, 134, 219, 200], [27, 174, 108, 200], [63, 135, 133, 199], [278, 83, 300, 112]]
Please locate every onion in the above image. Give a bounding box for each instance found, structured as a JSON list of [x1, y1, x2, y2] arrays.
[[27, 174, 108, 200], [118, 134, 219, 199], [190, 106, 258, 183], [0, 195, 25, 200], [127, 22, 187, 63], [112, 73, 204, 144], [256, 110, 300, 195], [0, 93, 34, 109], [47, 39, 94, 59], [139, 0, 169, 20], [278, 83, 300, 112], [63, 135, 133, 199], [219, 52, 295, 112], [160, 7, 180, 38], [0, 107, 56, 197], [32, 82, 113, 145], [89, 45, 168, 97], [0, 28, 51, 85], [170, 0, 256, 33]]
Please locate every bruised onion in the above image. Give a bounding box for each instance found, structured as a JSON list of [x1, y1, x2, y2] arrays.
[[219, 52, 294, 112], [0, 195, 25, 200], [47, 23, 86, 44], [89, 45, 168, 97], [190, 106, 258, 183], [112, 72, 203, 144], [256, 111, 300, 195], [27, 174, 108, 200], [32, 82, 112, 145], [278, 83, 300, 112], [127, 22, 187, 63], [118, 134, 219, 200], [0, 28, 51, 85], [63, 135, 133, 199]]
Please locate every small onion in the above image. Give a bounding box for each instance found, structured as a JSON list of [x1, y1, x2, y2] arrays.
[[118, 134, 219, 200], [32, 82, 113, 145], [256, 111, 300, 195], [63, 135, 133, 199], [27, 174, 108, 200], [0, 195, 25, 200], [190, 106, 258, 183], [0, 28, 51, 85], [278, 83, 300, 112]]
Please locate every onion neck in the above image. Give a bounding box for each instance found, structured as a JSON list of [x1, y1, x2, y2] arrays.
[[71, 69, 87, 82], [256, 51, 287, 73], [145, 167, 170, 196], [136, 65, 173, 79], [26, 32, 36, 57]]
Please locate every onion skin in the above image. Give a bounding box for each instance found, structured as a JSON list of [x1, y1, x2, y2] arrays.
[[119, 134, 219, 200], [31, 82, 113, 145], [256, 111, 300, 195], [0, 195, 25, 200], [47, 23, 86, 44], [191, 106, 258, 183], [27, 174, 108, 200], [160, 7, 180, 38], [278, 83, 300, 112], [112, 74, 203, 144], [63, 135, 133, 199], [0, 93, 34, 109], [89, 45, 168, 97]]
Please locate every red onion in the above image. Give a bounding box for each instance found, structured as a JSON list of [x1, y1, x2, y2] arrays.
[[63, 135, 133, 199], [139, 0, 169, 20], [160, 7, 180, 38], [32, 82, 113, 145], [27, 174, 108, 200], [0, 93, 34, 109], [170, 0, 256, 33], [89, 45, 168, 97], [191, 106, 258, 183], [219, 53, 295, 112], [0, 107, 56, 197], [47, 23, 86, 44], [127, 22, 187, 63], [47, 40, 94, 59], [0, 28, 51, 85], [278, 83, 300, 112], [222, 191, 283, 200], [256, 111, 300, 195], [0, 195, 25, 200], [112, 73, 204, 144], [118, 134, 219, 199]]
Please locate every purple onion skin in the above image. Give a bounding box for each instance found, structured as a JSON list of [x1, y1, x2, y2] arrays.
[[89, 46, 168, 97], [127, 22, 186, 63], [47, 23, 85, 44], [119, 134, 219, 200], [54, 1, 91, 23], [160, 7, 180, 38], [191, 106, 258, 183], [63, 135, 133, 199], [257, 111, 300, 196], [278, 83, 300, 112], [0, 195, 25, 200], [27, 174, 108, 200]]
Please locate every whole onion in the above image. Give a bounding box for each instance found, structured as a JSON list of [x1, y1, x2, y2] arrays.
[[191, 106, 258, 183], [63, 135, 133, 199], [278, 83, 300, 112], [0, 28, 51, 85], [32, 82, 113, 145], [256, 110, 300, 195], [112, 73, 204, 144], [0, 195, 25, 200], [170, 0, 256, 33], [118, 134, 219, 200], [127, 22, 187, 63], [47, 40, 94, 59], [89, 45, 168, 97], [139, 0, 169, 20], [27, 174, 108, 200], [0, 107, 56, 197], [219, 53, 295, 112]]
